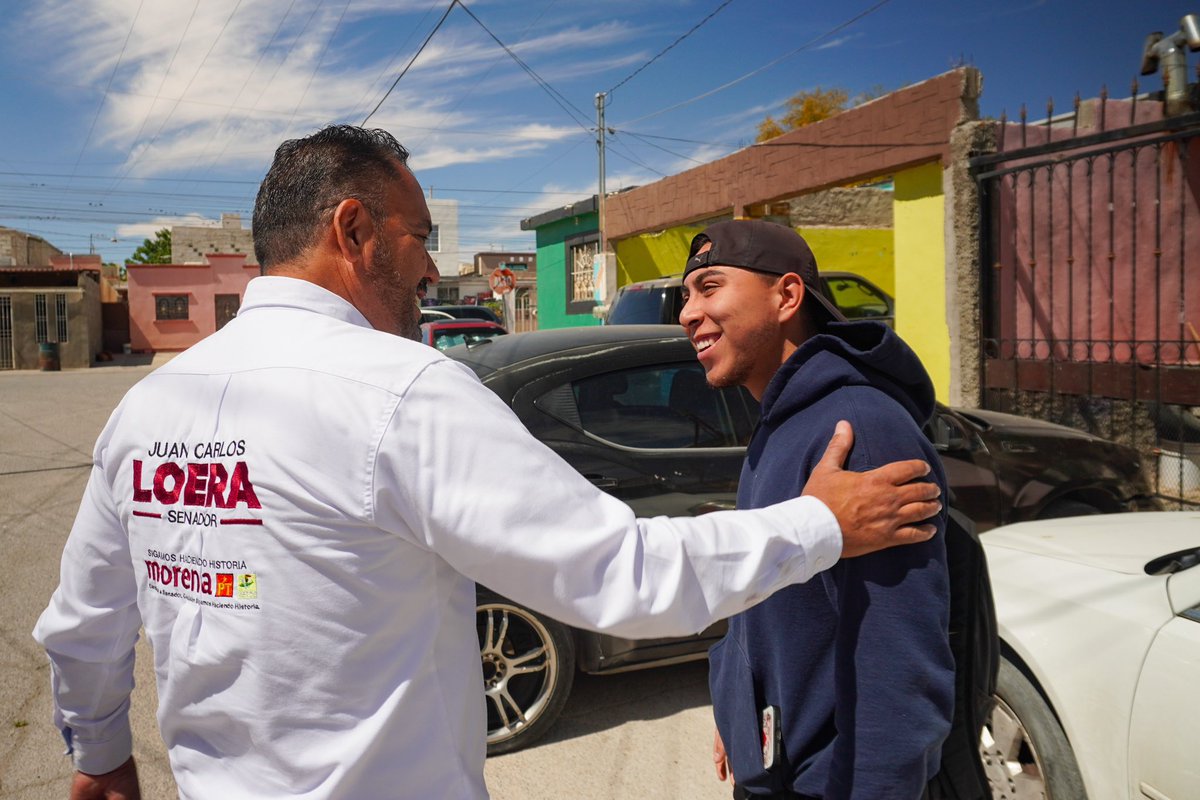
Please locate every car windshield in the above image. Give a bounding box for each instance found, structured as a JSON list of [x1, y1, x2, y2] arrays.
[[824, 277, 891, 319], [607, 286, 673, 325], [433, 328, 505, 351]]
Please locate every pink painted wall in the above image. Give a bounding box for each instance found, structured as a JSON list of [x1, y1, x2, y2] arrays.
[[127, 254, 258, 352]]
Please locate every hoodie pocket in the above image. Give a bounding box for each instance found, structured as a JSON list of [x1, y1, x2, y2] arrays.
[[709, 636, 780, 791]]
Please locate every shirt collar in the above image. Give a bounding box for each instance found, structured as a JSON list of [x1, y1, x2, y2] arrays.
[[239, 275, 374, 330]]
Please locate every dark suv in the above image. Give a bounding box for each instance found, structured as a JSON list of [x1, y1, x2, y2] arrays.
[[447, 325, 1157, 756], [605, 271, 894, 326]]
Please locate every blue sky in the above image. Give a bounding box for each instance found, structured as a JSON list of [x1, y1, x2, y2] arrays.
[[0, 0, 1190, 265]]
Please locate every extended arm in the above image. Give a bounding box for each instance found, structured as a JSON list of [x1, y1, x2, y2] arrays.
[[375, 362, 937, 639], [32, 456, 144, 788]]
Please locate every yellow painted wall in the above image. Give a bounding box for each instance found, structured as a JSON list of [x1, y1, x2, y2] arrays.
[[893, 162, 949, 400], [798, 228, 894, 296], [614, 226, 895, 295]]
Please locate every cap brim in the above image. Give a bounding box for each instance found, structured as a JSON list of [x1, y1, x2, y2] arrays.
[[805, 284, 848, 325]]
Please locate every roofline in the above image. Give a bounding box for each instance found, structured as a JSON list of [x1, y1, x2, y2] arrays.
[[520, 195, 598, 231]]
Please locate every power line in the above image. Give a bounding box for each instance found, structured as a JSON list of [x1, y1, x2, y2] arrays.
[[283, 0, 353, 138], [0, 169, 585, 194], [617, 0, 893, 126], [362, 0, 458, 126], [606, 0, 733, 98], [107, 0, 248, 194], [181, 0, 302, 184], [455, 0, 593, 132], [70, 1, 145, 184], [349, 0, 443, 122], [614, 130, 710, 166], [409, 0, 560, 153]]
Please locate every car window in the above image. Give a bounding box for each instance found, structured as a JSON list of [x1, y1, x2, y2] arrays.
[[564, 363, 746, 448], [432, 329, 505, 351], [823, 276, 891, 319], [606, 286, 673, 325]]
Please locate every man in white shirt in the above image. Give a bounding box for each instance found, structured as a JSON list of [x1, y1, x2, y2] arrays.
[[34, 125, 941, 800]]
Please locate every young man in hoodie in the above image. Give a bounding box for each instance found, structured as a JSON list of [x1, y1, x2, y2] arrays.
[[682, 220, 955, 800]]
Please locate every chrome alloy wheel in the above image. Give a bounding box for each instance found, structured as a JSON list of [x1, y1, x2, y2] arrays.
[[478, 601, 560, 746], [981, 695, 1048, 800]]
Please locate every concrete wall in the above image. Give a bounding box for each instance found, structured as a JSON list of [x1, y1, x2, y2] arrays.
[[126, 254, 257, 352], [0, 228, 63, 266]]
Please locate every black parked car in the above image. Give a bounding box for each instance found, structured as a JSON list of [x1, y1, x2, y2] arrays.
[[446, 325, 1158, 755]]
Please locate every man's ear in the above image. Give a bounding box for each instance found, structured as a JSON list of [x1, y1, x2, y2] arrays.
[[777, 273, 806, 322], [331, 198, 373, 269]]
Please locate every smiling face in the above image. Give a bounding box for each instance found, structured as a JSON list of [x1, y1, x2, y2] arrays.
[[679, 262, 793, 400]]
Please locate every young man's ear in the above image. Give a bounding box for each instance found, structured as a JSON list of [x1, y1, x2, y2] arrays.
[[776, 273, 806, 322]]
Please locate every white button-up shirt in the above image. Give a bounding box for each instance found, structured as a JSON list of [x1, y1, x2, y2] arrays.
[[34, 275, 840, 799]]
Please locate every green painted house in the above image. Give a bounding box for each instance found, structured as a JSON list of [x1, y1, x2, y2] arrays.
[[520, 196, 602, 330]]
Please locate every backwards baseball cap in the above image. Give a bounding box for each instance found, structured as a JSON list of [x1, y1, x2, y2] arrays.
[[685, 219, 847, 325]]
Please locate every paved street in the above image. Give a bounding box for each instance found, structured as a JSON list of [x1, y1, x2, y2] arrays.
[[0, 363, 729, 799]]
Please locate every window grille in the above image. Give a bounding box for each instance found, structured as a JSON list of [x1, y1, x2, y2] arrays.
[[55, 293, 68, 343], [155, 295, 189, 320], [34, 294, 48, 343], [569, 240, 598, 304]]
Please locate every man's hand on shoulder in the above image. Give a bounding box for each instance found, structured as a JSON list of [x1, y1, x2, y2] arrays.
[[802, 421, 942, 558], [70, 756, 141, 800]]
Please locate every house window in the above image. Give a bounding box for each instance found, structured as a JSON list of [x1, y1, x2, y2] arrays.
[[34, 294, 48, 343], [425, 224, 440, 253], [214, 294, 240, 330], [55, 293, 69, 343], [564, 234, 599, 315], [155, 295, 189, 321], [0, 296, 13, 370]]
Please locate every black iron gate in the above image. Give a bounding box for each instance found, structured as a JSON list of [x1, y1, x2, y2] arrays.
[[972, 109, 1200, 509]]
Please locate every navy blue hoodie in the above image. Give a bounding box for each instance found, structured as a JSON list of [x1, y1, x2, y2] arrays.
[[709, 320, 954, 799]]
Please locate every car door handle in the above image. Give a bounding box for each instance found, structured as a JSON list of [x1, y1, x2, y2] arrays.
[[584, 475, 619, 489]]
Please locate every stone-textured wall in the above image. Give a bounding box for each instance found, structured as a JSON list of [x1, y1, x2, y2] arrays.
[[172, 218, 257, 265], [788, 187, 892, 228], [946, 120, 997, 407]]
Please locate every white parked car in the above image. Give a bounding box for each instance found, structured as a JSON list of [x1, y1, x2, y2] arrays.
[[982, 512, 1200, 799]]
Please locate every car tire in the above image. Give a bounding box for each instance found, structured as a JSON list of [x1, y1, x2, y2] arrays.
[[981, 657, 1087, 799], [1038, 499, 1102, 519], [477, 589, 576, 756]]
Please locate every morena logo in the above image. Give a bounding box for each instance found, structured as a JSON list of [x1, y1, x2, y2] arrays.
[[132, 460, 261, 509]]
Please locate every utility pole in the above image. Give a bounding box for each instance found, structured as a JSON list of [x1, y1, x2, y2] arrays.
[[595, 91, 607, 253], [594, 91, 616, 316]]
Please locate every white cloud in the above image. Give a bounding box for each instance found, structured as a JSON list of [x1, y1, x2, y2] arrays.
[[117, 213, 218, 240], [815, 33, 860, 51], [18, 0, 644, 178]]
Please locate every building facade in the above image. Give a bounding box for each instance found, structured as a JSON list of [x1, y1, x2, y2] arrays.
[[126, 254, 258, 352], [0, 260, 102, 370], [520, 197, 601, 330]]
